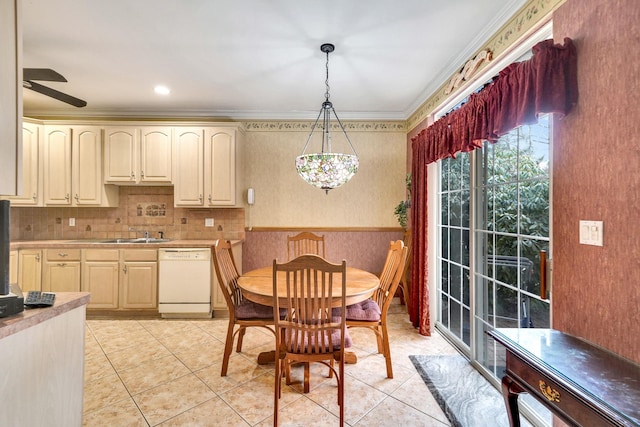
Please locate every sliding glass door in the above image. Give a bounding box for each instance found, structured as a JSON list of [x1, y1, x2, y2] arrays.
[[436, 115, 552, 424], [473, 115, 551, 375]]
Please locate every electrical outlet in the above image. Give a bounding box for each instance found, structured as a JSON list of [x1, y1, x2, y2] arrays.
[[69, 217, 76, 226], [205, 218, 214, 227]]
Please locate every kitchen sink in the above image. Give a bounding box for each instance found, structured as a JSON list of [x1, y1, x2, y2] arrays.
[[99, 238, 172, 244]]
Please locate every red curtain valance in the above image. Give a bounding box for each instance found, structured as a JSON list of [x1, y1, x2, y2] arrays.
[[411, 37, 578, 164], [407, 38, 577, 336]]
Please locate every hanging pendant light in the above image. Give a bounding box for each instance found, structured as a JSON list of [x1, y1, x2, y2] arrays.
[[296, 43, 359, 194]]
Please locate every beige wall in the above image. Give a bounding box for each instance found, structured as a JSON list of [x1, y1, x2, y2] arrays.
[[243, 123, 407, 228]]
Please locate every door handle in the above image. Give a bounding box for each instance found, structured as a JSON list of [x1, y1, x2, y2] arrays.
[[539, 250, 547, 299]]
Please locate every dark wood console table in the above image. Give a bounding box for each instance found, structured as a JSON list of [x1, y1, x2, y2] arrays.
[[487, 328, 640, 427]]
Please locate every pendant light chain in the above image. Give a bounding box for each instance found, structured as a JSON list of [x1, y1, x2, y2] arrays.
[[324, 49, 331, 103]]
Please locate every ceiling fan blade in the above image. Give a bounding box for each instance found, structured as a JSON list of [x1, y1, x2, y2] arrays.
[[24, 80, 87, 108], [23, 68, 67, 82]]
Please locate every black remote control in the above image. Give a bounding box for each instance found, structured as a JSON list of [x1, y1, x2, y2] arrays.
[[24, 291, 56, 308]]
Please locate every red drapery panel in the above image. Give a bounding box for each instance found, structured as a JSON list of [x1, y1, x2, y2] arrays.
[[408, 38, 577, 335]]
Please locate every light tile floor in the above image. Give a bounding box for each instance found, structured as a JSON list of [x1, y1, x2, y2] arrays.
[[83, 300, 460, 426]]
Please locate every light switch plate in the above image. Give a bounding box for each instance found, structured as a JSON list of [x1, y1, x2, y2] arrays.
[[579, 220, 603, 246], [69, 217, 76, 226], [205, 218, 214, 227]]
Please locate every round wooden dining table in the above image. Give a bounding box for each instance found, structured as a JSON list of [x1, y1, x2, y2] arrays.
[[237, 265, 380, 366], [237, 266, 380, 308]]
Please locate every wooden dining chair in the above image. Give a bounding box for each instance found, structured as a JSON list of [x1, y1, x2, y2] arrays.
[[286, 231, 325, 260], [272, 255, 348, 426], [345, 239, 408, 378], [212, 240, 276, 376]]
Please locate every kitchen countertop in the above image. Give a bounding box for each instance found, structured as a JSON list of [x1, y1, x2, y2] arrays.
[[0, 292, 90, 339], [10, 239, 242, 250]]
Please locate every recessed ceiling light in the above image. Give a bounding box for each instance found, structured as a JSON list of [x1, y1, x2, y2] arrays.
[[154, 85, 170, 95]]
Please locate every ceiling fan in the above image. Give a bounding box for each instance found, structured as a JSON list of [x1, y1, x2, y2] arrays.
[[22, 68, 87, 108]]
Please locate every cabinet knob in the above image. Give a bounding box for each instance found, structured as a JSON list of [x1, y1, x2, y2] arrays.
[[65, 193, 70, 201], [58, 252, 68, 257], [32, 193, 37, 201], [131, 172, 136, 180], [199, 194, 203, 203], [57, 263, 67, 267], [35, 254, 40, 262], [141, 170, 145, 178], [122, 265, 128, 274], [74, 194, 79, 201], [208, 195, 212, 204]]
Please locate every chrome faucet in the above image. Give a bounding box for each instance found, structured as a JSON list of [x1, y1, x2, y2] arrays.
[[128, 227, 150, 239]]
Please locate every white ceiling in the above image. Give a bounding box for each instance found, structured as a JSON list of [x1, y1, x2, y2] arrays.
[[21, 0, 527, 120]]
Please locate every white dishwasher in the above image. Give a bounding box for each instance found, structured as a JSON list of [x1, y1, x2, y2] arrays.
[[158, 248, 211, 318]]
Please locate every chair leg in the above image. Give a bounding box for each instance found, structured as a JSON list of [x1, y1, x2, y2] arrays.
[[381, 322, 393, 379], [375, 326, 384, 354], [274, 357, 281, 427], [338, 356, 345, 426], [236, 327, 246, 352], [221, 321, 235, 376], [304, 362, 310, 393], [402, 281, 410, 312]]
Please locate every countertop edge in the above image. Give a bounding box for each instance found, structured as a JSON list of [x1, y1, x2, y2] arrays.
[[10, 239, 243, 250], [0, 292, 91, 340]]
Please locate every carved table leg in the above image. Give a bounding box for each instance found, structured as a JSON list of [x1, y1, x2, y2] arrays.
[[502, 375, 525, 427]]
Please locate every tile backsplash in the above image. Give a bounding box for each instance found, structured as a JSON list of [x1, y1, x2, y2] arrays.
[[9, 186, 245, 241]]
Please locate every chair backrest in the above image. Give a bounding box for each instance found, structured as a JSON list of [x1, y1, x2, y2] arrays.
[[373, 240, 409, 312], [273, 254, 346, 355], [212, 240, 242, 309], [287, 232, 325, 260]]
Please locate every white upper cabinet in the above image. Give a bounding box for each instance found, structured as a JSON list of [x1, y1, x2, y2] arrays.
[[205, 128, 236, 206], [43, 126, 73, 205], [42, 126, 118, 207], [140, 127, 172, 183], [173, 126, 243, 207], [104, 127, 172, 184], [173, 128, 205, 206], [2, 122, 43, 206]]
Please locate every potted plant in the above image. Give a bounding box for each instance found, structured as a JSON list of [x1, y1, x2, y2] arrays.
[[394, 173, 412, 229]]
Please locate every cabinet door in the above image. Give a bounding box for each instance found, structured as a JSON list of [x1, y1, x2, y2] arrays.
[[205, 128, 236, 206], [17, 250, 42, 292], [173, 128, 204, 206], [140, 127, 172, 183], [3, 123, 42, 205], [82, 261, 119, 309], [104, 127, 138, 183], [43, 262, 81, 292], [9, 250, 17, 285], [121, 261, 157, 308], [73, 127, 103, 205], [43, 126, 72, 205]]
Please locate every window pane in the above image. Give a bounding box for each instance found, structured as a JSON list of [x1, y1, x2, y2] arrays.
[[494, 183, 518, 234], [450, 264, 461, 301]]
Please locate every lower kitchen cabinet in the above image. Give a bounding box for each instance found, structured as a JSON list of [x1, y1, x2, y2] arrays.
[[82, 248, 157, 310], [17, 249, 42, 293], [82, 249, 119, 309], [43, 249, 81, 292], [120, 249, 157, 309], [9, 250, 17, 285]]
